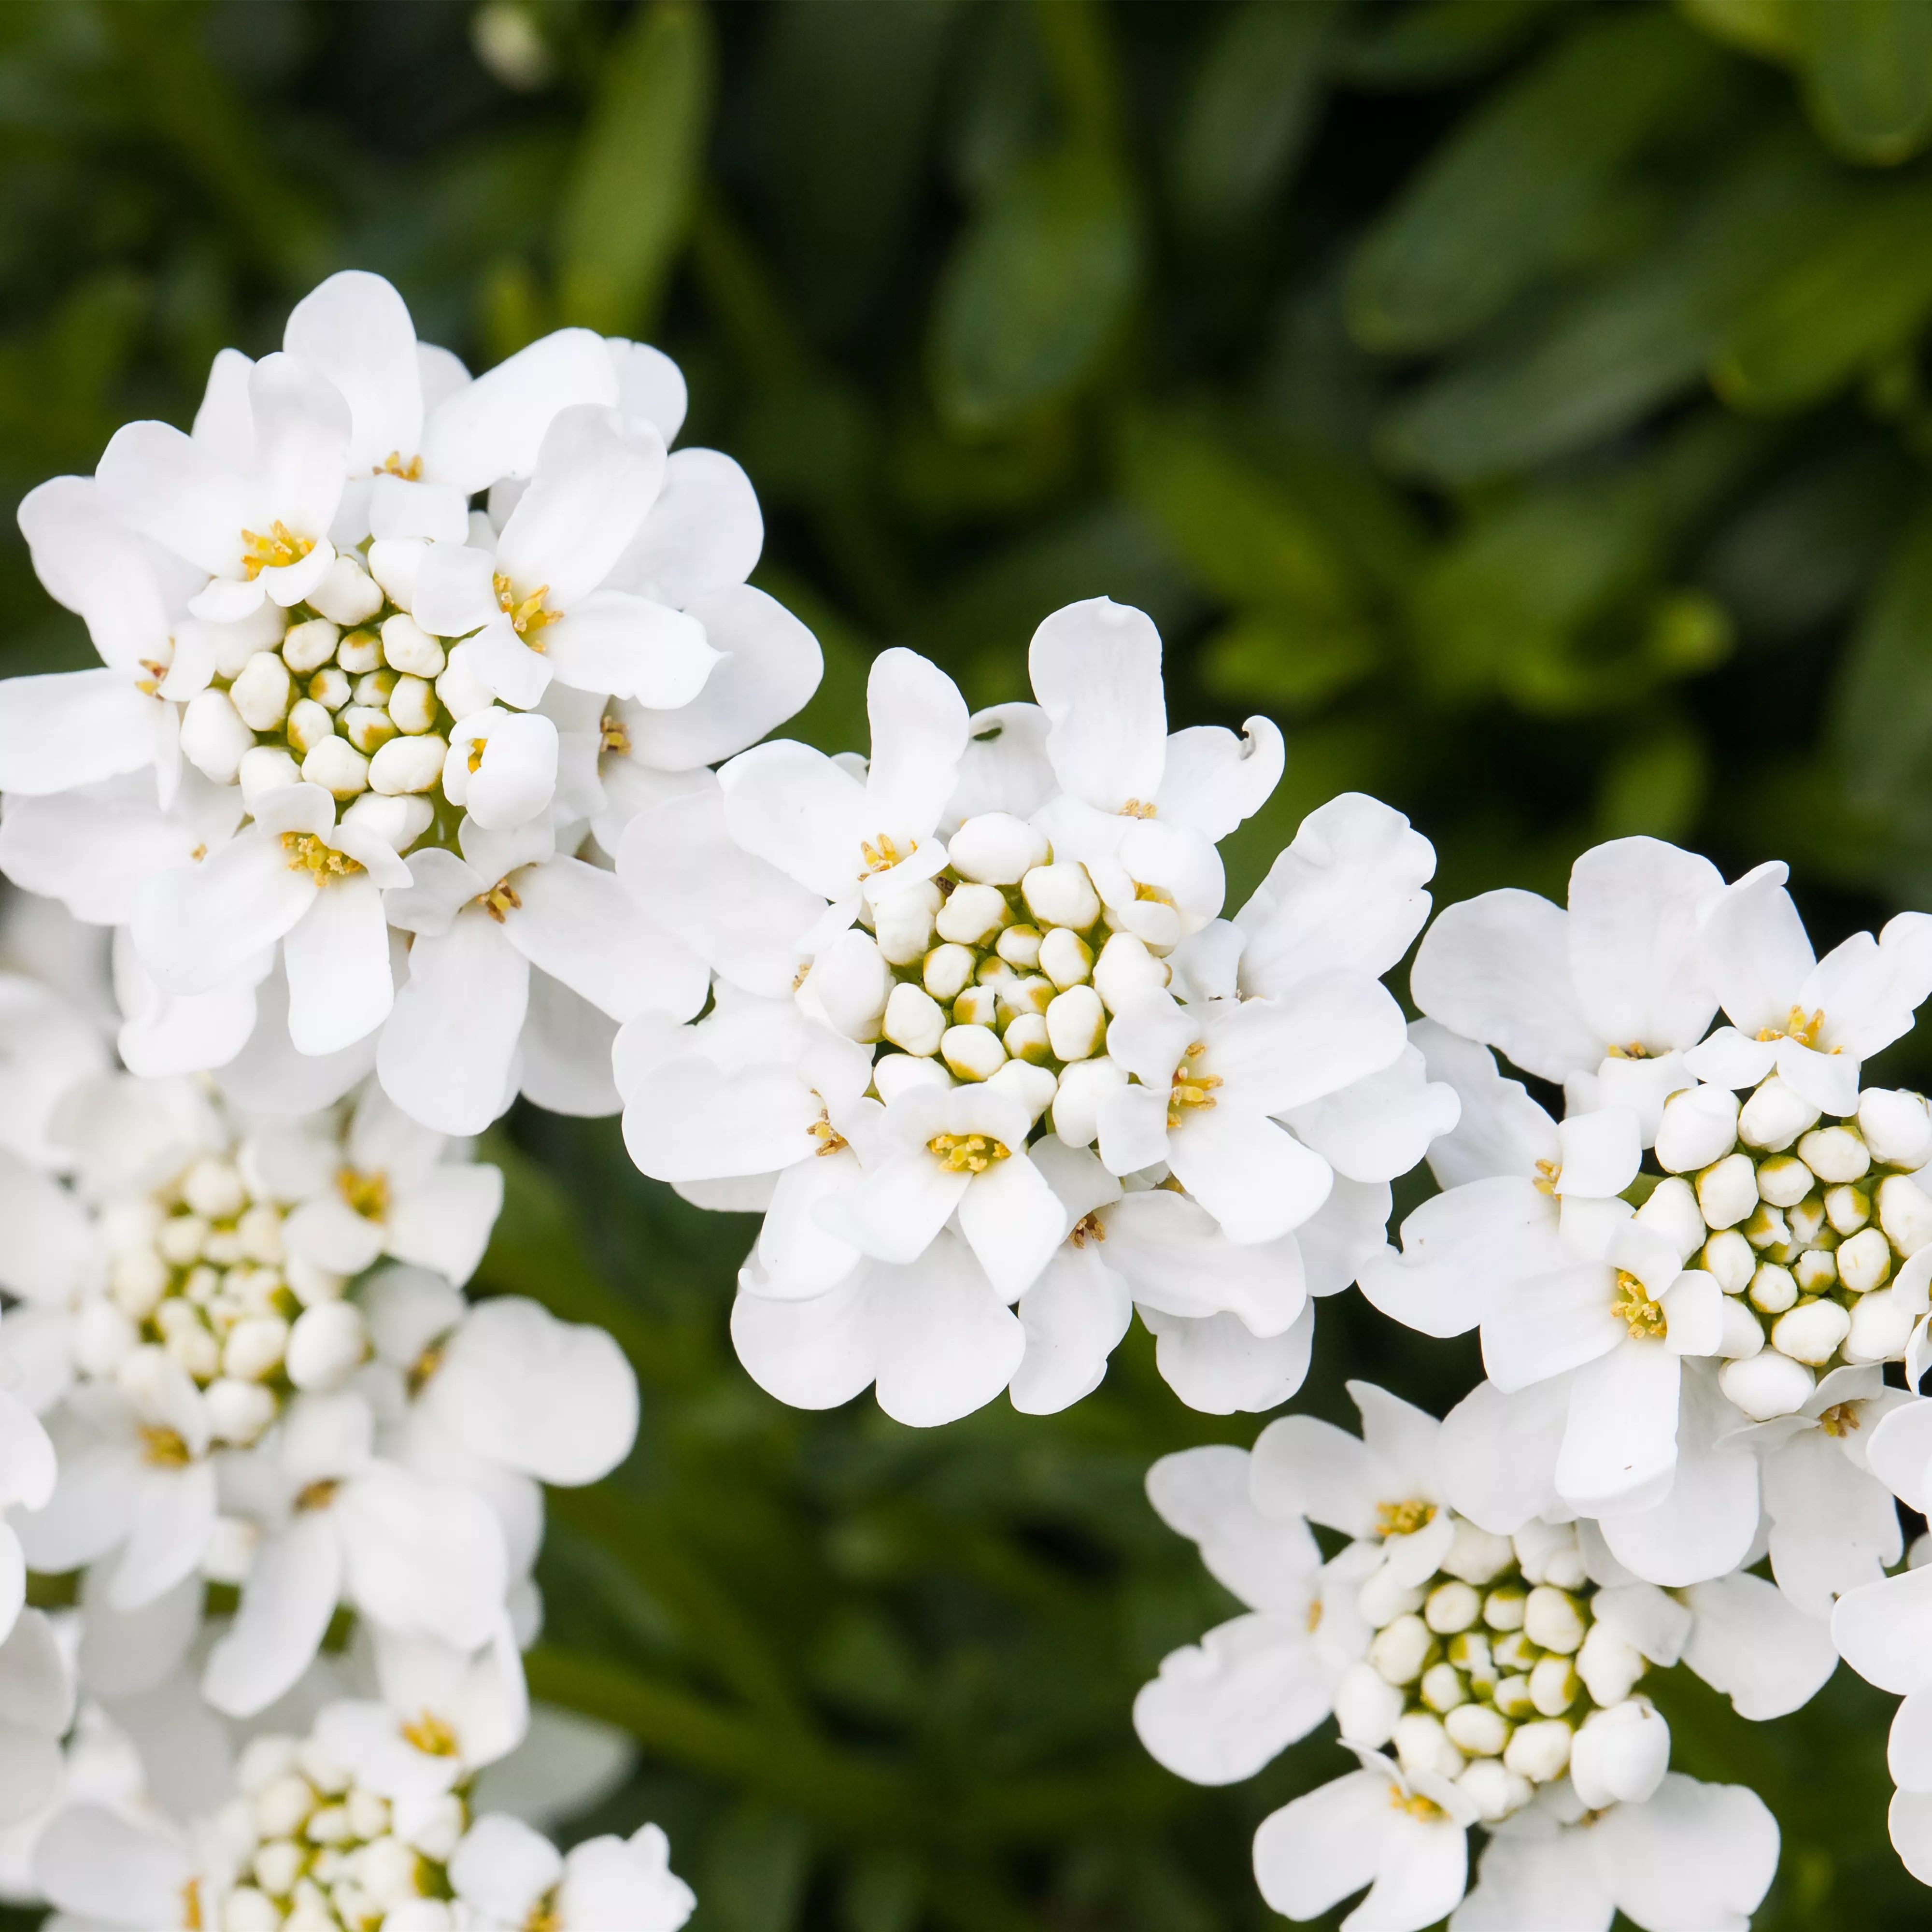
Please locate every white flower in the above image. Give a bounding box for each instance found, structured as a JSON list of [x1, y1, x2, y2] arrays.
[[449, 1812, 695, 1932], [0, 1613, 74, 1831], [1448, 1774, 1779, 1932]]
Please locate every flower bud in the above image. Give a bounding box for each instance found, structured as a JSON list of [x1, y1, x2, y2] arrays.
[[381, 612, 446, 678], [1793, 1249, 1838, 1293], [1455, 1758, 1528, 1821], [184, 1157, 246, 1220], [1368, 1613, 1433, 1685], [1333, 1662, 1403, 1747], [239, 746, 301, 806], [1419, 1661, 1467, 1712], [1392, 1711, 1462, 1779], [1861, 1087, 1932, 1170], [936, 883, 1009, 947], [180, 688, 256, 783], [1051, 1055, 1126, 1147], [1720, 1349, 1815, 1420], [1492, 1674, 1535, 1718], [1444, 1703, 1511, 1759], [998, 974, 1055, 1023], [1045, 984, 1107, 1062], [287, 1302, 370, 1391], [253, 1842, 304, 1899], [1738, 1076, 1818, 1152], [953, 984, 998, 1029], [1756, 1153, 1812, 1208], [1037, 926, 1094, 989], [341, 703, 398, 754], [301, 737, 370, 798], [336, 629, 382, 675], [280, 617, 342, 673], [386, 675, 438, 736], [1358, 1566, 1425, 1630], [1509, 1520, 1576, 1586], [1092, 932, 1169, 1013], [1425, 1580, 1482, 1634], [435, 641, 494, 722], [1771, 1298, 1850, 1365], [1576, 1621, 1647, 1706], [1697, 1153, 1759, 1231], [1701, 1229, 1756, 1293], [1655, 1085, 1738, 1174], [1748, 1263, 1797, 1314], [74, 1300, 136, 1376], [230, 650, 293, 731], [995, 923, 1042, 969], [1743, 1200, 1792, 1250], [1838, 1225, 1893, 1292], [1846, 1287, 1916, 1363], [1448, 1630, 1494, 1684], [223, 1315, 290, 1383], [309, 665, 352, 711], [873, 886, 939, 966], [1503, 1718, 1572, 1783], [873, 1053, 953, 1106], [308, 556, 383, 625], [369, 732, 446, 796], [882, 983, 946, 1057], [1825, 1183, 1872, 1236], [1440, 1520, 1514, 1586], [1523, 1586, 1586, 1655], [1527, 1654, 1579, 1717], [206, 1377, 278, 1445], [1718, 1296, 1765, 1358], [808, 931, 890, 1042], [948, 812, 1049, 885], [1880, 1174, 1932, 1257], [1799, 1124, 1870, 1183], [941, 1023, 1007, 1082], [254, 1774, 315, 1839], [1634, 1176, 1704, 1260], [1569, 1702, 1670, 1809], [284, 696, 336, 756], [1482, 1585, 1526, 1632], [1023, 861, 1100, 931]]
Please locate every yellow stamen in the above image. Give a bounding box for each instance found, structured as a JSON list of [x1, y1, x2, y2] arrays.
[[1069, 1211, 1106, 1247], [523, 1894, 563, 1932], [375, 451, 424, 480], [190, 842, 208, 862], [1533, 1157, 1561, 1196], [1819, 1401, 1863, 1438], [136, 656, 169, 696], [493, 571, 555, 646], [1134, 881, 1175, 905], [281, 831, 363, 881], [477, 878, 522, 923], [808, 1116, 849, 1157], [1119, 798, 1158, 819], [1758, 1004, 1827, 1050], [1390, 1785, 1444, 1821], [296, 1479, 340, 1512], [401, 1710, 459, 1756], [1376, 1499, 1436, 1537], [928, 1132, 1009, 1174], [859, 833, 909, 876], [1604, 1041, 1649, 1059], [240, 520, 313, 580], [600, 712, 631, 756], [1167, 1045, 1222, 1128], [1306, 1599, 1323, 1633], [407, 1343, 444, 1398], [1612, 1269, 1667, 1339], [182, 1878, 203, 1931], [140, 1425, 192, 1468], [338, 1166, 389, 1222]]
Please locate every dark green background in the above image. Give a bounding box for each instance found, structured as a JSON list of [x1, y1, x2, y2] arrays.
[[7, 1, 1932, 1924]]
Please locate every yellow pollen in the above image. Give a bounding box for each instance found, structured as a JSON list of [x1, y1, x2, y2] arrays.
[[281, 831, 363, 881], [1820, 1401, 1863, 1438], [190, 842, 208, 862], [1533, 1157, 1561, 1196], [1167, 1046, 1222, 1128], [240, 520, 313, 580], [468, 741, 486, 774], [1376, 1498, 1435, 1537], [1069, 1210, 1107, 1247], [375, 451, 424, 480], [928, 1132, 1009, 1173], [182, 1877, 203, 1931], [338, 1166, 390, 1222], [1612, 1269, 1668, 1339], [140, 1425, 192, 1468], [600, 712, 632, 756], [808, 1116, 849, 1157], [494, 571, 555, 645], [1119, 798, 1158, 819], [1390, 1785, 1444, 1821], [859, 833, 908, 876], [401, 1710, 459, 1756], [407, 1342, 444, 1397], [1306, 1598, 1323, 1633], [523, 1894, 563, 1932], [477, 878, 522, 923], [1758, 1004, 1827, 1050], [1604, 1041, 1649, 1059], [296, 1479, 340, 1512], [1134, 881, 1175, 904], [136, 656, 168, 696]]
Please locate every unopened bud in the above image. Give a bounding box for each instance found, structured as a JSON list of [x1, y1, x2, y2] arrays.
[[1826, 1183, 1872, 1236], [381, 612, 445, 677], [284, 696, 335, 757], [1569, 1702, 1670, 1809], [1045, 984, 1107, 1062], [1742, 1201, 1790, 1250], [1456, 1758, 1528, 1820], [230, 651, 293, 731], [941, 1023, 1007, 1082], [1838, 1226, 1893, 1292], [1634, 1176, 1704, 1259], [184, 1157, 246, 1220], [1368, 1613, 1433, 1686], [1702, 1229, 1756, 1293], [936, 883, 1010, 947], [1847, 1287, 1916, 1363], [1739, 1076, 1818, 1152], [873, 887, 939, 966], [223, 1314, 290, 1382], [1576, 1621, 1648, 1707], [1720, 1349, 1815, 1420], [995, 923, 1042, 969], [1445, 1703, 1511, 1758], [341, 704, 398, 754], [280, 617, 341, 674], [1419, 1661, 1467, 1712], [1503, 1717, 1572, 1783], [1051, 1055, 1126, 1147], [1799, 1124, 1871, 1184], [1392, 1711, 1462, 1779], [1527, 1654, 1579, 1717], [948, 812, 1050, 885], [309, 556, 383, 626], [301, 737, 370, 799], [1359, 1566, 1425, 1629], [1523, 1586, 1586, 1655], [883, 983, 946, 1057], [1861, 1087, 1932, 1170], [808, 931, 890, 1042], [873, 1053, 953, 1107], [1092, 932, 1169, 1013], [1440, 1521, 1514, 1586], [953, 984, 998, 1029], [1425, 1580, 1482, 1634], [1698, 1153, 1759, 1230], [1880, 1174, 1932, 1256], [206, 1377, 278, 1445], [1756, 1153, 1813, 1208], [1022, 861, 1100, 931], [1482, 1586, 1526, 1632], [1793, 1249, 1838, 1293], [286, 1302, 369, 1391], [369, 732, 446, 796], [1037, 925, 1094, 989], [1333, 1662, 1403, 1747], [1655, 1085, 1738, 1173], [1771, 1298, 1850, 1365], [1748, 1263, 1797, 1314], [180, 688, 256, 783], [1492, 1674, 1535, 1719], [336, 630, 382, 675], [1003, 1013, 1052, 1064]]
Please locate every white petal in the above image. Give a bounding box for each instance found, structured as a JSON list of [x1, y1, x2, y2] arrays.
[[1283, 1046, 1460, 1185], [378, 909, 529, 1136], [1892, 1688, 1932, 1792], [423, 327, 619, 492], [284, 875, 393, 1055], [248, 351, 351, 546], [1557, 1342, 1681, 1514], [200, 1512, 343, 1717], [604, 446, 761, 605], [1249, 1413, 1379, 1535], [1135, 1612, 1334, 1785], [96, 417, 252, 577], [862, 647, 971, 838], [1155, 718, 1284, 840], [720, 740, 870, 902], [411, 541, 501, 638], [1105, 1189, 1308, 1335], [0, 1150, 100, 1304], [504, 855, 707, 1023], [1410, 1019, 1560, 1188], [1699, 860, 1813, 1037], [1027, 597, 1166, 812], [133, 830, 313, 995], [385, 1165, 503, 1287], [518, 968, 621, 1117], [108, 1460, 217, 1611], [1588, 1774, 1779, 1932], [869, 1239, 1025, 1426], [543, 592, 719, 705], [1437, 1377, 1568, 1534], [1565, 837, 1722, 1053], [1009, 1244, 1132, 1414], [729, 1271, 879, 1410], [0, 669, 158, 796], [1168, 1108, 1333, 1244], [1833, 1564, 1932, 1695], [1218, 974, 1410, 1114], [284, 270, 423, 472], [448, 1811, 562, 1923], [338, 1463, 508, 1651], [35, 1805, 193, 1925], [957, 1152, 1065, 1299], [1680, 1571, 1836, 1719], [1251, 1770, 1394, 1922], [1142, 1302, 1315, 1415]]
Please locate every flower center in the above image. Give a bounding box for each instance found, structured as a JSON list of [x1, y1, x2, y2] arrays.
[[375, 451, 424, 480], [401, 1710, 459, 1756], [1167, 1047, 1221, 1127], [181, 1879, 203, 1931], [1376, 1498, 1435, 1537], [928, 1132, 1009, 1173], [494, 572, 555, 645], [1533, 1158, 1560, 1196], [240, 520, 313, 579], [523, 1894, 563, 1932], [808, 1116, 848, 1157], [1611, 1270, 1667, 1339], [338, 1166, 389, 1221], [1604, 1041, 1650, 1059], [140, 1424, 192, 1467], [1119, 798, 1158, 819], [407, 1341, 445, 1397], [1390, 1786, 1445, 1821], [1069, 1211, 1107, 1247], [477, 877, 522, 922], [281, 831, 363, 881], [860, 833, 909, 876], [1819, 1401, 1863, 1437], [1758, 1004, 1828, 1049], [296, 1479, 341, 1512], [600, 711, 631, 755]]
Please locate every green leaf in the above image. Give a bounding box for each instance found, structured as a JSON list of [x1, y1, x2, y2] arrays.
[[702, 1801, 813, 1932], [1378, 131, 1848, 482], [1830, 490, 1932, 819], [556, 0, 714, 337], [1713, 174, 1932, 412], [1678, 0, 1805, 62], [1594, 715, 1708, 840], [1168, 0, 1342, 234], [1796, 0, 1932, 164], [1347, 8, 1726, 353], [1331, 0, 1563, 89], [928, 147, 1141, 432]]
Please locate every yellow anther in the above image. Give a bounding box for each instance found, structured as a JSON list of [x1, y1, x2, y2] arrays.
[[1306, 1599, 1323, 1633], [1119, 798, 1158, 819], [1167, 1047, 1222, 1128], [296, 1478, 340, 1512], [1390, 1785, 1444, 1821], [182, 1878, 204, 1931], [1758, 1005, 1827, 1050], [1533, 1158, 1561, 1196], [338, 1166, 389, 1222], [859, 833, 908, 876], [1134, 881, 1175, 904], [928, 1132, 1009, 1173], [523, 1894, 563, 1932], [139, 1425, 192, 1468], [477, 878, 522, 923], [468, 742, 485, 774], [493, 571, 555, 646], [190, 842, 208, 862], [406, 1342, 444, 1398], [1376, 1499, 1436, 1537], [281, 832, 363, 882], [1819, 1402, 1863, 1438], [375, 451, 424, 480], [600, 711, 632, 756], [1069, 1211, 1107, 1247], [1604, 1041, 1649, 1059], [809, 1117, 849, 1157], [136, 656, 168, 696], [400, 1710, 459, 1757], [1612, 1269, 1667, 1339], [240, 520, 314, 580]]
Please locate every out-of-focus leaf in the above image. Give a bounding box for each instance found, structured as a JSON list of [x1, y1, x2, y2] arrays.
[[1679, 0, 1805, 61], [1830, 491, 1932, 825], [1347, 8, 1726, 354], [1378, 131, 1848, 482], [1200, 610, 1372, 712], [947, 1, 1056, 202], [556, 0, 714, 337], [1796, 0, 1932, 165], [702, 1801, 813, 1932], [1332, 0, 1562, 88], [1595, 719, 1708, 841], [928, 147, 1141, 432], [1168, 0, 1341, 234], [753, 566, 873, 755], [1713, 175, 1932, 412], [843, 1848, 924, 1932]]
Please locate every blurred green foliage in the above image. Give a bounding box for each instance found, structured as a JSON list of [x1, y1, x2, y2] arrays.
[[9, 0, 1932, 1924]]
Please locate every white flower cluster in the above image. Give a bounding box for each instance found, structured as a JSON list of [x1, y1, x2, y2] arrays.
[[0, 902, 685, 1929], [0, 270, 820, 1136], [619, 597, 1454, 1422]]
